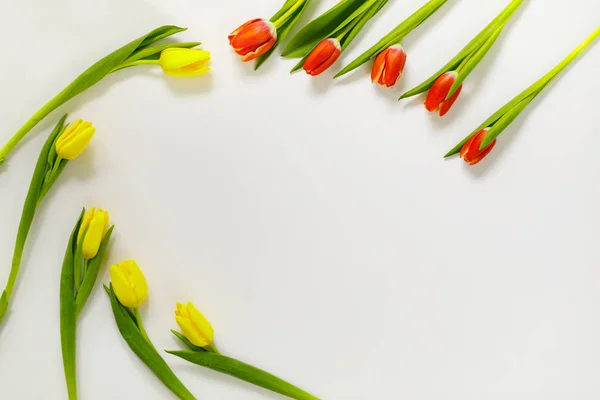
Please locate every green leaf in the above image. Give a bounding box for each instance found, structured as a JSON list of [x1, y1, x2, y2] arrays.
[[335, 0, 448, 78], [446, 25, 600, 157], [171, 330, 207, 352], [479, 95, 533, 147], [60, 209, 85, 400], [120, 42, 202, 65], [448, 21, 506, 97], [0, 115, 68, 323], [167, 350, 320, 400], [256, 0, 313, 70], [281, 0, 371, 59], [0, 25, 189, 163], [105, 285, 197, 400], [74, 226, 114, 318], [400, 0, 524, 100], [338, 0, 388, 50]]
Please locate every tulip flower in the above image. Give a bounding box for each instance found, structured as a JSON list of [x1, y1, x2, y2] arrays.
[[303, 38, 342, 76], [77, 208, 109, 260], [229, 0, 312, 69], [459, 128, 496, 165], [424, 71, 463, 116], [400, 0, 524, 114], [229, 19, 278, 62], [445, 27, 600, 166], [168, 303, 320, 400], [371, 44, 407, 87], [61, 209, 114, 400], [110, 260, 148, 308], [0, 115, 95, 327], [283, 0, 389, 75], [56, 119, 95, 160], [0, 26, 205, 166], [336, 0, 448, 81], [106, 265, 196, 400], [175, 302, 215, 349], [159, 48, 211, 77]]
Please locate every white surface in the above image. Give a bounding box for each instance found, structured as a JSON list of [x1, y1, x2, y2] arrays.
[[0, 0, 598, 399]]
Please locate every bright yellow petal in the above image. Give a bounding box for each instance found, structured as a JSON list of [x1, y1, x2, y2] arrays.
[[82, 212, 105, 259], [187, 302, 214, 344], [176, 316, 210, 347], [160, 48, 210, 70], [125, 260, 148, 307], [77, 208, 95, 244], [56, 123, 95, 160], [163, 66, 211, 77], [110, 264, 138, 308]]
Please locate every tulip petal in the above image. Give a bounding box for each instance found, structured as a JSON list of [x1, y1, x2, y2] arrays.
[[230, 19, 277, 56], [110, 264, 138, 308], [82, 211, 107, 259], [381, 45, 406, 87], [176, 316, 210, 347], [371, 50, 386, 83], [160, 48, 210, 71], [188, 302, 214, 343], [304, 39, 341, 76], [240, 36, 277, 62], [469, 139, 496, 165], [438, 84, 463, 116], [424, 71, 457, 113]]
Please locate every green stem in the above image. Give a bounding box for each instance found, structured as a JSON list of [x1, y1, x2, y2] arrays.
[[273, 0, 305, 28], [0, 116, 67, 322], [0, 104, 55, 164], [207, 343, 221, 354], [134, 307, 155, 349], [167, 350, 320, 400]]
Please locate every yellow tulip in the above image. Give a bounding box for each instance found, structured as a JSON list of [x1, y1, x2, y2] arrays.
[[159, 48, 211, 77], [110, 260, 148, 308], [175, 302, 214, 347], [55, 119, 95, 160], [77, 208, 109, 259]]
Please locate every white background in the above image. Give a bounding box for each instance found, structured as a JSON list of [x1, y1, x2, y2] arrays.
[[0, 0, 598, 399]]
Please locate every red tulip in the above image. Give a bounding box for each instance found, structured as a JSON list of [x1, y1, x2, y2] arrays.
[[371, 45, 407, 87], [229, 18, 277, 62], [424, 71, 462, 116], [460, 128, 496, 165], [303, 38, 342, 76]]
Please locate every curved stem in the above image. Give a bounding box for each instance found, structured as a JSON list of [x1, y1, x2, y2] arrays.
[[273, 0, 305, 28]]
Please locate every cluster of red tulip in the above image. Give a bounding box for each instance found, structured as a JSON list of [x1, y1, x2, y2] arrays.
[[229, 0, 599, 168]]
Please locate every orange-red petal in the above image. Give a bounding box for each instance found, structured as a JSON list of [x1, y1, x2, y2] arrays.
[[229, 19, 277, 61], [381, 45, 406, 87], [303, 39, 341, 76], [460, 128, 495, 165], [438, 84, 462, 116], [424, 71, 458, 112]]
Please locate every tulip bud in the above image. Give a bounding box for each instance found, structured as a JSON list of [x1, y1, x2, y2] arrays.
[[110, 260, 148, 308], [159, 48, 211, 77], [424, 71, 463, 116], [371, 44, 407, 87], [460, 128, 496, 165], [175, 302, 215, 348], [55, 119, 95, 160], [229, 19, 278, 62], [77, 208, 109, 259], [303, 38, 342, 76]]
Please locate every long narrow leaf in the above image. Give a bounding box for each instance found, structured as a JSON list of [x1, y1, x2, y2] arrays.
[[60, 210, 85, 400], [400, 0, 524, 99], [167, 350, 319, 400], [105, 286, 197, 400], [282, 0, 370, 58], [74, 226, 114, 318], [339, 0, 388, 50], [335, 0, 448, 78], [0, 115, 68, 321]]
